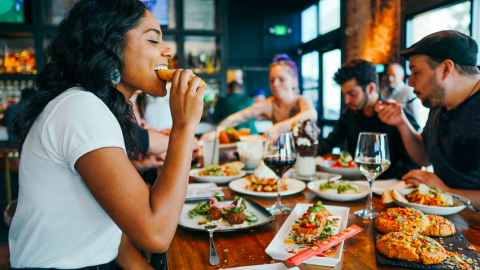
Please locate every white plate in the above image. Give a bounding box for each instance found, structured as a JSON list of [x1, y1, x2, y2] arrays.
[[186, 183, 225, 201], [178, 198, 275, 232], [190, 169, 246, 184], [316, 160, 363, 180], [287, 171, 342, 182], [199, 141, 238, 149], [371, 179, 405, 195], [393, 188, 468, 215], [228, 178, 306, 197], [265, 204, 349, 267], [307, 180, 369, 202], [223, 263, 298, 270]]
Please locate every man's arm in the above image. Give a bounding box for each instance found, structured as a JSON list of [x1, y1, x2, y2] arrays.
[[376, 101, 431, 166], [403, 170, 480, 208]]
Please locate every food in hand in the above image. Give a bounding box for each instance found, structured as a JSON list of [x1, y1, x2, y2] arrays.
[[197, 162, 243, 177], [187, 194, 258, 225], [218, 127, 241, 144], [154, 66, 206, 88], [289, 201, 335, 245], [422, 215, 456, 237], [376, 231, 447, 264], [245, 160, 287, 192], [319, 180, 360, 194], [375, 207, 429, 234]]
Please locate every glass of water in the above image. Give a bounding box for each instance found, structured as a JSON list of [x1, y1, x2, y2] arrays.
[[354, 132, 390, 219]]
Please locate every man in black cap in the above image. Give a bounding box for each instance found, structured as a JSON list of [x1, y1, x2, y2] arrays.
[[376, 30, 480, 207]]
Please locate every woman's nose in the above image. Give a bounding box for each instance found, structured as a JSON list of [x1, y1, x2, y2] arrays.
[[162, 46, 173, 58]]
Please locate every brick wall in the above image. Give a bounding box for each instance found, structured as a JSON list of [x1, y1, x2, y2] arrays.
[[345, 0, 401, 64]]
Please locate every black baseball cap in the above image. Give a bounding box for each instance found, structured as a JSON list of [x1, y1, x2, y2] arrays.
[[400, 30, 478, 66]]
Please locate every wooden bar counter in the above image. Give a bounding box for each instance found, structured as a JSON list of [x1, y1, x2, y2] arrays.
[[167, 181, 480, 270]]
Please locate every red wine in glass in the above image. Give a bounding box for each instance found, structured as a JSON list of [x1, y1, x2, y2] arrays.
[[263, 156, 297, 177]]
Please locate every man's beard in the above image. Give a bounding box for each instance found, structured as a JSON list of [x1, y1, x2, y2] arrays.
[[358, 92, 369, 110], [419, 75, 445, 109]]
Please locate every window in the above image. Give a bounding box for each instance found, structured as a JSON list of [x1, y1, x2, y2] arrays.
[[301, 5, 318, 43], [322, 49, 341, 120], [322, 125, 334, 139], [184, 0, 216, 30], [318, 0, 340, 35], [406, 1, 471, 48], [302, 51, 319, 109]]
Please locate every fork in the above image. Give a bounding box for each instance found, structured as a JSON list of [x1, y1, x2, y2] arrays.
[[205, 225, 220, 265]]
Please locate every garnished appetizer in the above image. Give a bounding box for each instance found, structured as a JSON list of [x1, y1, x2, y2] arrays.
[[290, 201, 334, 245], [319, 180, 360, 194], [331, 152, 355, 168], [245, 160, 288, 192], [187, 194, 258, 225]]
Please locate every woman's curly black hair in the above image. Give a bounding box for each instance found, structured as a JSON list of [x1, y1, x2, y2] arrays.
[[13, 0, 147, 158]]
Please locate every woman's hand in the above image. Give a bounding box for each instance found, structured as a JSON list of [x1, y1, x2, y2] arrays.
[[169, 69, 204, 130], [262, 125, 282, 138]]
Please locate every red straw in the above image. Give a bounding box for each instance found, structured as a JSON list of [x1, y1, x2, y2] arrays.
[[285, 224, 363, 266]]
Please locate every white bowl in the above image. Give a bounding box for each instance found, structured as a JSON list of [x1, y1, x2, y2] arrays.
[[307, 180, 369, 202], [393, 188, 467, 215], [317, 160, 363, 180], [189, 169, 246, 184]]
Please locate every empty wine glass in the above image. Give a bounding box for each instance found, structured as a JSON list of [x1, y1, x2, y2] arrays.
[[354, 132, 390, 219], [263, 132, 296, 215]]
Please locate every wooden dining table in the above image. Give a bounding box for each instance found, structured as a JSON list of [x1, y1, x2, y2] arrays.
[[167, 179, 480, 270]]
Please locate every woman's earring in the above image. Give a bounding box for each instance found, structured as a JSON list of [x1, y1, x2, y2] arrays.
[[111, 69, 121, 85]]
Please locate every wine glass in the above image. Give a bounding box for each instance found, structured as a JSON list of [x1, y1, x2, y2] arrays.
[[263, 132, 296, 215], [354, 132, 390, 219]]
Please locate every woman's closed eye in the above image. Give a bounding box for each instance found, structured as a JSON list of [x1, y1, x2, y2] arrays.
[[149, 40, 160, 45]]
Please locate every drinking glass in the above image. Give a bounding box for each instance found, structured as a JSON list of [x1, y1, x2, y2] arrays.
[[354, 132, 390, 219], [263, 132, 296, 215]]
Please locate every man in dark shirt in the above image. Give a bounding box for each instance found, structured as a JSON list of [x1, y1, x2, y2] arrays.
[[213, 81, 257, 133], [318, 59, 419, 179], [376, 30, 480, 208]]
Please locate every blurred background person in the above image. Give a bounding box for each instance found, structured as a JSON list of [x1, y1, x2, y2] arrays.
[[202, 54, 317, 139], [212, 81, 257, 133], [381, 63, 426, 128], [1, 88, 36, 141], [252, 88, 267, 103]]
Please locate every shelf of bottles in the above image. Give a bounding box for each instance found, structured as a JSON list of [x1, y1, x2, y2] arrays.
[[0, 79, 34, 113], [0, 33, 36, 75], [185, 36, 220, 74]]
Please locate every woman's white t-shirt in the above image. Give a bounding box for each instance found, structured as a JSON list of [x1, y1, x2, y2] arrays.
[[9, 88, 125, 268]]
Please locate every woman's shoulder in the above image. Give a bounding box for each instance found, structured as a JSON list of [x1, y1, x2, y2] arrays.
[[47, 87, 110, 113]]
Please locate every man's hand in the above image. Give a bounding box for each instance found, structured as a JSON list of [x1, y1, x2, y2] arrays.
[[375, 99, 408, 127], [402, 170, 451, 192]]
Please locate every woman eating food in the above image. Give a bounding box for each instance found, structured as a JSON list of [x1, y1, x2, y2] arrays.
[[9, 0, 204, 269], [201, 54, 317, 139]]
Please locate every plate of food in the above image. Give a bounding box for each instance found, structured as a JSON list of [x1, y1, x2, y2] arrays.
[[190, 162, 246, 184], [228, 160, 306, 197], [179, 194, 275, 232], [316, 152, 363, 180], [373, 207, 479, 269], [265, 201, 349, 267], [382, 184, 467, 215], [307, 180, 369, 202]]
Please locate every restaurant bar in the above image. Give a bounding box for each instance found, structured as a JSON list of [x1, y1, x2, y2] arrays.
[[0, 0, 479, 269]]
